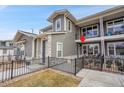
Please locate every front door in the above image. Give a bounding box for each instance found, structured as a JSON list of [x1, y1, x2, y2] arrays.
[[42, 40, 46, 64]]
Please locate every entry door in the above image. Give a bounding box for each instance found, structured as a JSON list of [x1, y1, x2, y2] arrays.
[[42, 40, 46, 63]]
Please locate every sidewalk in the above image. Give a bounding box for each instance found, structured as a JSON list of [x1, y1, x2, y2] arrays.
[[77, 69, 124, 87]]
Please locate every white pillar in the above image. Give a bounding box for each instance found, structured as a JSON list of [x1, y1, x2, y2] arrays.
[[36, 38, 39, 58], [100, 17, 105, 56], [40, 39, 43, 58], [64, 15, 66, 31], [32, 38, 35, 58]]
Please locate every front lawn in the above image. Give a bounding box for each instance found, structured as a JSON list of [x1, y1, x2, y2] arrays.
[[7, 69, 80, 87]]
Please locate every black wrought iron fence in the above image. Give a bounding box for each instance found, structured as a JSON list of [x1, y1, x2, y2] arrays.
[[0, 55, 124, 84], [48, 57, 76, 74], [103, 56, 124, 74], [0, 57, 48, 83], [82, 55, 104, 71], [75, 57, 83, 74]]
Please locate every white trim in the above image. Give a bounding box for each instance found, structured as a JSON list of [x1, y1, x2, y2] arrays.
[[55, 18, 61, 31], [56, 42, 63, 58], [82, 43, 100, 55], [67, 19, 72, 32], [107, 42, 124, 57], [106, 17, 124, 35], [32, 38, 35, 58], [64, 15, 66, 31], [81, 24, 99, 38]]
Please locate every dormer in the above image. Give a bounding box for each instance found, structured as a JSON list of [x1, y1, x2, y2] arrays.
[[48, 9, 77, 32]]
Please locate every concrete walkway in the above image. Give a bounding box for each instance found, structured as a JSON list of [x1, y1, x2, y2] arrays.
[[77, 69, 124, 87]]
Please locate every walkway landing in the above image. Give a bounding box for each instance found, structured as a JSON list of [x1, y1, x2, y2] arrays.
[[77, 69, 124, 87]]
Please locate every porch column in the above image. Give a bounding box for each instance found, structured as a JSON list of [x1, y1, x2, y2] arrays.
[[36, 38, 39, 58], [32, 38, 35, 58], [100, 17, 105, 56]]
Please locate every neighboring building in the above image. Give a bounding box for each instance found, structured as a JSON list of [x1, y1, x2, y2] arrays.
[[35, 6, 124, 59], [13, 30, 37, 59], [0, 40, 14, 56]]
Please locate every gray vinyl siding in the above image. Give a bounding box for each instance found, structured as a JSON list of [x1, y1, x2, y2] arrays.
[[26, 37, 33, 57], [53, 14, 65, 31], [51, 18, 77, 57], [16, 35, 33, 57]]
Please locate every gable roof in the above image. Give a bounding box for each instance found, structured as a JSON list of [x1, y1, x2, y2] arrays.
[[48, 9, 77, 23], [18, 30, 37, 37], [40, 25, 52, 32], [13, 30, 37, 42]]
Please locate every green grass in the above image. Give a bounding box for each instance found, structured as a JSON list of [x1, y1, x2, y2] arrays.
[[7, 70, 80, 87]]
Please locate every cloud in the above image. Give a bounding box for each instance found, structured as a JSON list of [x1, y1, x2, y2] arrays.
[[0, 5, 8, 11]]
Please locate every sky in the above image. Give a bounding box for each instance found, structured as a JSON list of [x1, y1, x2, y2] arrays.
[[0, 5, 115, 40]]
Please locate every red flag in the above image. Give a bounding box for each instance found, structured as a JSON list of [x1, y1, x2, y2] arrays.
[[80, 35, 85, 43]]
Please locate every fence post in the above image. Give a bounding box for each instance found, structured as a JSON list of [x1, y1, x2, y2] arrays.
[[101, 55, 104, 71], [82, 56, 84, 68], [74, 58, 76, 76], [48, 56, 49, 68], [11, 60, 14, 79]]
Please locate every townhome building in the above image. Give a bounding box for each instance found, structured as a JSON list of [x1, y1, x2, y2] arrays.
[[13, 30, 37, 59], [34, 6, 124, 60], [33, 9, 77, 60], [0, 40, 14, 56], [0, 40, 15, 61], [75, 6, 124, 58]]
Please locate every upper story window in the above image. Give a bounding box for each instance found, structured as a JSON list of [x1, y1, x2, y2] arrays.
[[107, 18, 124, 36], [55, 18, 61, 31], [67, 19, 72, 32], [82, 24, 98, 38], [1, 42, 6, 46]]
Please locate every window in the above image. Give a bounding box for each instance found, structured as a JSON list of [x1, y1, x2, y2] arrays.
[[82, 45, 87, 55], [55, 18, 61, 31], [81, 24, 98, 38], [3, 49, 7, 54], [88, 45, 94, 55], [107, 42, 124, 56], [82, 44, 99, 55], [67, 20, 72, 32], [108, 43, 114, 56], [116, 43, 124, 56], [56, 42, 63, 57], [94, 45, 99, 54], [1, 42, 6, 46], [107, 18, 124, 35]]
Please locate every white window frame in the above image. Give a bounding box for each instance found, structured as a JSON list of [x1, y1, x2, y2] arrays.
[[67, 19, 72, 32], [82, 44, 100, 55], [81, 24, 99, 38], [55, 18, 61, 31], [107, 42, 124, 57], [56, 42, 63, 58], [106, 18, 124, 35], [107, 43, 116, 56], [82, 45, 88, 55]]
